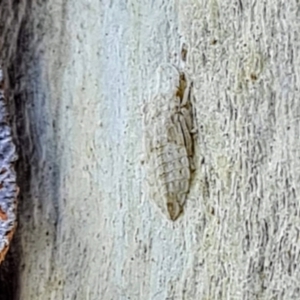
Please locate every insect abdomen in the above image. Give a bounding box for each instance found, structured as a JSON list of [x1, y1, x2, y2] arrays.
[[146, 113, 192, 220]]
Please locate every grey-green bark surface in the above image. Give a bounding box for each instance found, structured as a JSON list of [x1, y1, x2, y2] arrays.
[[1, 0, 300, 299]]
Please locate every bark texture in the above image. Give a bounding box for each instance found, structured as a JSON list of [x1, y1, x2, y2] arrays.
[[1, 0, 300, 299]]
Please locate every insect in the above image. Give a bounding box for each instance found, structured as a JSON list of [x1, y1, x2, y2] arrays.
[[143, 65, 195, 221], [0, 68, 18, 264]]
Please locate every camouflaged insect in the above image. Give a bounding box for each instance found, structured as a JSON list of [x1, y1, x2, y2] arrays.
[[143, 65, 194, 221], [0, 68, 18, 264]]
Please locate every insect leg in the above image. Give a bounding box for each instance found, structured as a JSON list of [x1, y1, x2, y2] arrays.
[[180, 75, 191, 107], [177, 113, 193, 157], [177, 113, 195, 171], [171, 114, 185, 147]]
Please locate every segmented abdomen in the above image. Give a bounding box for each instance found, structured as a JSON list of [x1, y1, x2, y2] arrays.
[[144, 96, 191, 220]]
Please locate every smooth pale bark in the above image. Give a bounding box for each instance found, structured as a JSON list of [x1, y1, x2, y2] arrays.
[[1, 0, 300, 299]]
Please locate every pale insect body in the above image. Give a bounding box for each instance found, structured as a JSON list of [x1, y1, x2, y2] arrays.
[[143, 65, 194, 221]]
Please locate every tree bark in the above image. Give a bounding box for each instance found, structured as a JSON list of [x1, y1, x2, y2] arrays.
[[1, 0, 300, 299]]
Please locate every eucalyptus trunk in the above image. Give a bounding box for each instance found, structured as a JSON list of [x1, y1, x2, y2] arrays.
[[0, 1, 299, 299]]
